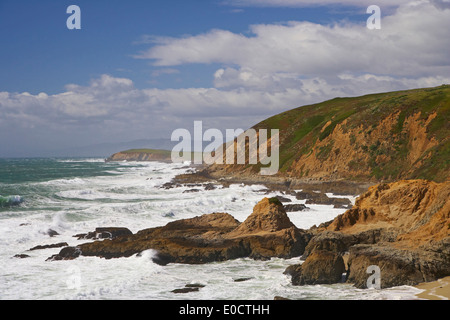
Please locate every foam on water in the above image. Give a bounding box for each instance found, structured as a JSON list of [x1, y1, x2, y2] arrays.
[[0, 159, 423, 300]]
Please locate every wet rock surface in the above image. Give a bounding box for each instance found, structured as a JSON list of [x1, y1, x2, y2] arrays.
[[285, 180, 450, 288], [48, 198, 311, 264]]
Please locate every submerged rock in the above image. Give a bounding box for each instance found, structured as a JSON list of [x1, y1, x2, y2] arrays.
[[29, 242, 68, 251]]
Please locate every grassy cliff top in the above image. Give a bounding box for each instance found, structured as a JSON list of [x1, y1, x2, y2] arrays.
[[210, 85, 449, 183]]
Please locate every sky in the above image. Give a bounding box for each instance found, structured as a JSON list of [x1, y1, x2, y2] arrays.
[[0, 0, 449, 157]]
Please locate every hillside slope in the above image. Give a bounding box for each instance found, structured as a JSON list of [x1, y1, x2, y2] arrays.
[[207, 85, 450, 183], [105, 149, 172, 162]]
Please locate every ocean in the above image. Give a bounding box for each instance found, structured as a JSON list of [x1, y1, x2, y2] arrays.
[[0, 158, 423, 300]]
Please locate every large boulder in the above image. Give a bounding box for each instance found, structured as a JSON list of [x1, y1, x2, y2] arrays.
[[284, 250, 345, 285], [346, 239, 450, 288]]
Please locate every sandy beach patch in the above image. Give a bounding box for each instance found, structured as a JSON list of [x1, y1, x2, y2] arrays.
[[415, 277, 450, 300]]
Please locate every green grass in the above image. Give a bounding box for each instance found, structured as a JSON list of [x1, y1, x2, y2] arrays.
[[247, 84, 450, 182]]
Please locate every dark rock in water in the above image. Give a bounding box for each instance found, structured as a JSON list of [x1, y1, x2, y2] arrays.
[[171, 287, 199, 294], [29, 242, 68, 251], [161, 182, 181, 190], [49, 198, 312, 264], [185, 283, 206, 288], [285, 250, 345, 286], [330, 198, 353, 209], [74, 227, 133, 240], [204, 183, 217, 191], [46, 246, 81, 261], [172, 283, 205, 293], [283, 203, 309, 212], [151, 252, 175, 266], [163, 212, 175, 218], [295, 190, 352, 208], [14, 254, 30, 259], [275, 196, 292, 203], [233, 277, 253, 282], [183, 188, 201, 193], [46, 229, 60, 237]]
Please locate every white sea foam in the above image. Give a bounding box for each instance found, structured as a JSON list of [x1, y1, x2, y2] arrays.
[[0, 159, 423, 300]]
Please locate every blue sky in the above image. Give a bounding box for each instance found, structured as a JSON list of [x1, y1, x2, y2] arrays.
[[0, 0, 368, 94], [0, 0, 449, 157]]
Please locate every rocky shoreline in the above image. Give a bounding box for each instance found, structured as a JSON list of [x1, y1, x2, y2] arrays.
[[26, 175, 449, 295]]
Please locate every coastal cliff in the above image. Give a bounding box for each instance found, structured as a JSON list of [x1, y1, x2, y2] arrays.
[[287, 179, 450, 289], [106, 149, 172, 162], [99, 86, 449, 292], [206, 85, 450, 183]]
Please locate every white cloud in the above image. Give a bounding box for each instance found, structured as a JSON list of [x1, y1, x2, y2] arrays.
[[223, 0, 432, 8], [2, 1, 449, 156], [137, 1, 450, 79]]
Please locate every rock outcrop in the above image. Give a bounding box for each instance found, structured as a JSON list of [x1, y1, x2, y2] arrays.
[[285, 179, 450, 289], [284, 250, 345, 285], [48, 198, 310, 264]]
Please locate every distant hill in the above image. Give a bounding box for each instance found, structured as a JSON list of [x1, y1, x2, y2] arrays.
[[106, 149, 173, 162], [206, 85, 450, 183]]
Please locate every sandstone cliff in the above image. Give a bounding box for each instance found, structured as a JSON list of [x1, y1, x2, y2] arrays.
[[287, 179, 450, 289], [206, 85, 449, 183]]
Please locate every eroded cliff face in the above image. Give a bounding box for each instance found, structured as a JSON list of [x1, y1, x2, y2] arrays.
[[327, 179, 450, 245], [205, 85, 450, 183], [288, 111, 439, 182], [289, 179, 450, 288]]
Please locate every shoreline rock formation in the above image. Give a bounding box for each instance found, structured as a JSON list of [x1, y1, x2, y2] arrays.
[[286, 179, 450, 289], [48, 198, 311, 264], [46, 179, 449, 290]]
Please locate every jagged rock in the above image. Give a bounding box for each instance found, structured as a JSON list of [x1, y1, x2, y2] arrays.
[[171, 287, 199, 294], [47, 246, 81, 261], [292, 179, 450, 289], [73, 227, 133, 240], [285, 250, 345, 285], [48, 198, 311, 264]]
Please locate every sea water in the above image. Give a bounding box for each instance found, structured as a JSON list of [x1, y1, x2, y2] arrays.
[[0, 158, 423, 300]]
